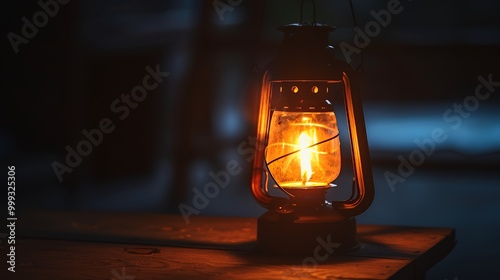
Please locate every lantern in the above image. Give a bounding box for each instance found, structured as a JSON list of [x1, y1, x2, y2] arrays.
[[251, 3, 374, 254]]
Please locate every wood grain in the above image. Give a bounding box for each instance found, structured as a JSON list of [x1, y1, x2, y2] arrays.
[[7, 238, 413, 280], [0, 210, 454, 279]]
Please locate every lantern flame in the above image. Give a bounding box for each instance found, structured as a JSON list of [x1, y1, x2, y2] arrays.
[[298, 132, 313, 185], [265, 111, 341, 189]]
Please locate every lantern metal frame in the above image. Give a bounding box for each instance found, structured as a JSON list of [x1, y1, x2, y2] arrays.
[[251, 17, 374, 254]]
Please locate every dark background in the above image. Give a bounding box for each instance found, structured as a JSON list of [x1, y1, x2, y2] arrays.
[[1, 0, 500, 279]]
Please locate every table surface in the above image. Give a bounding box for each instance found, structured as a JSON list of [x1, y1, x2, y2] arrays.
[[1, 210, 455, 280]]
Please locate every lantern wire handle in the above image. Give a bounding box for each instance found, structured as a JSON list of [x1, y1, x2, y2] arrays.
[[348, 0, 364, 70], [266, 168, 296, 198], [300, 0, 317, 24], [347, 177, 357, 201], [266, 134, 338, 167], [264, 132, 339, 198]]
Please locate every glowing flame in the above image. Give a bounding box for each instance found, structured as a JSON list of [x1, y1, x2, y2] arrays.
[[298, 132, 313, 185]]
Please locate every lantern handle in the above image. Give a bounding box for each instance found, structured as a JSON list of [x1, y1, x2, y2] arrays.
[[264, 132, 340, 199], [300, 0, 317, 24], [330, 59, 375, 217], [348, 0, 364, 71]]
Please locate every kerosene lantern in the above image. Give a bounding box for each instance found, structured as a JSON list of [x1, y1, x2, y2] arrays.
[[251, 1, 374, 254]]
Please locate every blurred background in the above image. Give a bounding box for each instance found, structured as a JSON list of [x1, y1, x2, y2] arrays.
[[1, 0, 500, 279]]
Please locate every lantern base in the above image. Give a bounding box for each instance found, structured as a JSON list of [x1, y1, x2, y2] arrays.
[[257, 209, 359, 255]]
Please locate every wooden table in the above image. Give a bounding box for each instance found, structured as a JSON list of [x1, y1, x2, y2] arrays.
[[1, 210, 455, 279]]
